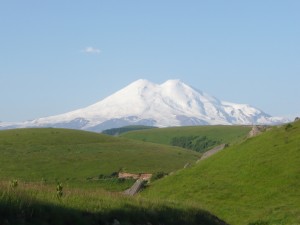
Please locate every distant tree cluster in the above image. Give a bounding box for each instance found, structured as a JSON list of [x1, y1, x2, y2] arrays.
[[102, 125, 156, 136], [170, 136, 220, 153]]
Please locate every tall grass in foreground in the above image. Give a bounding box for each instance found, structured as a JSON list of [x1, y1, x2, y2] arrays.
[[0, 181, 228, 225]]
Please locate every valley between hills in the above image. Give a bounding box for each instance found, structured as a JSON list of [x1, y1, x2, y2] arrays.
[[0, 120, 299, 225]]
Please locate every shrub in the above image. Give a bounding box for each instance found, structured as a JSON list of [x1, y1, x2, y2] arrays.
[[151, 171, 168, 182], [285, 123, 293, 131], [248, 220, 270, 225]]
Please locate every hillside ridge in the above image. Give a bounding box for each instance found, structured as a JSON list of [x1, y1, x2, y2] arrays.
[[142, 120, 300, 225]]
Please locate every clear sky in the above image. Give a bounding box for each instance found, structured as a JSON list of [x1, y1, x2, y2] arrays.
[[1, 1, 299, 122]]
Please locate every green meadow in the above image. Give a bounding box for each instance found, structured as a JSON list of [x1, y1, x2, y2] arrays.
[[0, 128, 200, 188], [121, 125, 251, 152], [0, 122, 299, 224], [0, 127, 225, 225]]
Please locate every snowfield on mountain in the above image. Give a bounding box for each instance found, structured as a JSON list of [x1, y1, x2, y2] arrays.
[[0, 79, 288, 131]]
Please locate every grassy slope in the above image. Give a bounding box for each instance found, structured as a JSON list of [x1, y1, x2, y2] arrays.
[[0, 128, 200, 187], [142, 121, 300, 225], [121, 125, 251, 149]]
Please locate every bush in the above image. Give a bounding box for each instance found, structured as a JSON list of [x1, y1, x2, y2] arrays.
[[151, 171, 168, 182], [285, 123, 293, 131], [248, 220, 270, 225], [98, 171, 119, 179]]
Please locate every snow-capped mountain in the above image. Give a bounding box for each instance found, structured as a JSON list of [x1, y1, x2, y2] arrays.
[[0, 79, 288, 132]]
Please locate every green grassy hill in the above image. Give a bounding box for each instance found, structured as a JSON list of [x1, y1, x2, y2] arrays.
[[122, 125, 251, 152], [142, 121, 300, 225], [0, 128, 227, 225], [0, 128, 200, 189]]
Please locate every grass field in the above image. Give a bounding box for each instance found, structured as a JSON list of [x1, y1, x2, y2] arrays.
[[0, 128, 200, 190], [0, 128, 227, 224], [0, 180, 228, 225], [142, 121, 300, 225], [1, 123, 298, 224], [121, 125, 251, 152]]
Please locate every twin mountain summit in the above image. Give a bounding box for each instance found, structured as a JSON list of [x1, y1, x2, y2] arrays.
[[0, 79, 288, 132]]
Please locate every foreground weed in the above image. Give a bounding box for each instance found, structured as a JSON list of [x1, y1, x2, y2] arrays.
[[56, 182, 63, 199], [9, 179, 18, 189]]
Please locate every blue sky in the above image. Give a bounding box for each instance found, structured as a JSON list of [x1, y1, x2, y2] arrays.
[[0, 1, 299, 122]]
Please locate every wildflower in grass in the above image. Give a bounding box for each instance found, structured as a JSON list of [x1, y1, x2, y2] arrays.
[[56, 183, 63, 199], [10, 179, 18, 188]]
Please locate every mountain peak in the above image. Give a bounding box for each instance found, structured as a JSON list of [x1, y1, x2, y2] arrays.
[[129, 79, 188, 91], [0, 79, 289, 131], [161, 79, 183, 85], [161, 79, 188, 88], [129, 79, 154, 87]]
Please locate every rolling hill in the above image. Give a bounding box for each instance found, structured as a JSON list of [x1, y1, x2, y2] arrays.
[[0, 128, 228, 225], [0, 128, 200, 189], [121, 125, 252, 153], [142, 120, 300, 225]]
